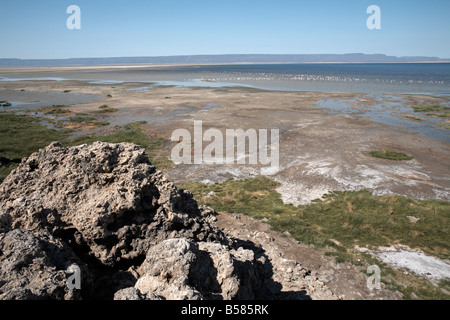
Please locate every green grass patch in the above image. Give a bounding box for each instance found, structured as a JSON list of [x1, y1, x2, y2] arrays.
[[0, 112, 70, 160], [94, 121, 110, 127], [62, 115, 109, 128], [438, 122, 450, 130], [179, 176, 295, 220], [39, 104, 72, 115], [67, 115, 97, 123], [426, 112, 450, 118], [0, 112, 71, 181], [412, 105, 450, 113], [70, 121, 149, 145], [402, 114, 424, 122], [92, 105, 117, 114], [0, 101, 12, 107], [369, 149, 413, 161], [408, 105, 450, 131]]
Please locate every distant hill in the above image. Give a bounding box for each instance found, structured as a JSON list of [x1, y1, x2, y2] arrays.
[[0, 53, 449, 67]]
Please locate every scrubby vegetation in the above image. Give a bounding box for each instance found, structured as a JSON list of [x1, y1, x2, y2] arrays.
[[412, 104, 450, 113], [0, 112, 71, 181], [369, 149, 413, 161], [178, 176, 450, 299], [0, 112, 170, 182], [37, 104, 73, 115], [92, 105, 118, 114], [412, 104, 450, 121], [0, 101, 12, 107]]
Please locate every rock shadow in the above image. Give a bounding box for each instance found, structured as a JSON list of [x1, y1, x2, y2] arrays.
[[231, 239, 312, 300]]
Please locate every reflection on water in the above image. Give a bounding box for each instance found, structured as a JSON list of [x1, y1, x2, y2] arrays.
[[0, 90, 103, 110]]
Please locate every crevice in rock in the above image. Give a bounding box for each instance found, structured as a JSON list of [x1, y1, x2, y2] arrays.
[[53, 226, 147, 300], [106, 209, 157, 233], [87, 268, 138, 300], [28, 159, 39, 172], [189, 250, 222, 300], [114, 255, 146, 271]]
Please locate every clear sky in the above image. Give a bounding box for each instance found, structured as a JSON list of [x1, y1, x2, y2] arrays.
[[0, 0, 449, 59]]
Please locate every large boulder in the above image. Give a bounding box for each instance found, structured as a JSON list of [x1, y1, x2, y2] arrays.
[[0, 142, 221, 266], [130, 238, 267, 300]]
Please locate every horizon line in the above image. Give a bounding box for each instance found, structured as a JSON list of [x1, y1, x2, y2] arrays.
[[1, 53, 449, 68], [2, 53, 450, 61]]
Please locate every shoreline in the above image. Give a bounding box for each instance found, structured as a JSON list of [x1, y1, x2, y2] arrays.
[[1, 77, 449, 97], [1, 63, 449, 96], [1, 60, 450, 72]]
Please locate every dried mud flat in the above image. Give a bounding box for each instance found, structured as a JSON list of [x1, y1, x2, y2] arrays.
[[1, 78, 448, 205], [1, 75, 449, 299]]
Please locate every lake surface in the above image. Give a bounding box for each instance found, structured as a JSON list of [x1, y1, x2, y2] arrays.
[[1, 63, 449, 94], [0, 89, 103, 110]]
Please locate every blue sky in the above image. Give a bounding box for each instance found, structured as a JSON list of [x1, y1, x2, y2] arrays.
[[0, 0, 449, 59]]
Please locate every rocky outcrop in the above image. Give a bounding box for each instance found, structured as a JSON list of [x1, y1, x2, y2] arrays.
[[0, 142, 316, 300], [131, 238, 269, 300], [0, 142, 220, 266]]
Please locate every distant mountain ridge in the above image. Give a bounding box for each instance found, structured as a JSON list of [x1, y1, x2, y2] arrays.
[[0, 53, 449, 67]]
